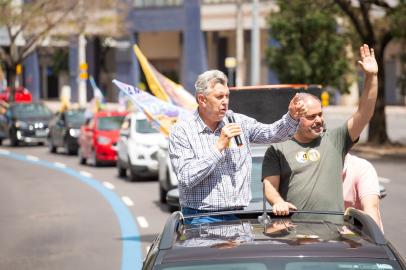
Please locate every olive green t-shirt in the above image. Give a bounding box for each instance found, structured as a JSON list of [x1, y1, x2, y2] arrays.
[[262, 124, 353, 214]]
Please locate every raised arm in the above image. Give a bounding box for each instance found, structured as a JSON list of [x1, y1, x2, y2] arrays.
[[347, 44, 378, 141]]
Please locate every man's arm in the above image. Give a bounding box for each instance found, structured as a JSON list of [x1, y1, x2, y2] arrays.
[[360, 195, 383, 232], [169, 125, 224, 188], [264, 176, 297, 216], [347, 44, 379, 141]]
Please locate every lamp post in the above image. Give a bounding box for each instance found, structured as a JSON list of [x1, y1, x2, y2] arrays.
[[225, 57, 237, 87]]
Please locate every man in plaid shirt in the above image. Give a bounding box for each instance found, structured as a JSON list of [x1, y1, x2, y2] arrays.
[[169, 70, 307, 224]]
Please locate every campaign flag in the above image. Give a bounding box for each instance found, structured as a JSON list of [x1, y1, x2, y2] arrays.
[[112, 79, 191, 136], [133, 44, 197, 111], [89, 76, 105, 103]]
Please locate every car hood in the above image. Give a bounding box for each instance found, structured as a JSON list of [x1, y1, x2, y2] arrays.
[[16, 116, 51, 124], [134, 133, 167, 146]]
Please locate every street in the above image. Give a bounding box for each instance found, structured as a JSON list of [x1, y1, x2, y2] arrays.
[[0, 107, 405, 269]]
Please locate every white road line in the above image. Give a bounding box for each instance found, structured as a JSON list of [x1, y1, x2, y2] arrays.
[[79, 171, 92, 178], [26, 155, 39, 161], [0, 149, 10, 155], [146, 246, 151, 254], [54, 162, 67, 168], [103, 182, 115, 190], [122, 196, 134, 207], [137, 216, 149, 229], [379, 177, 391, 184]]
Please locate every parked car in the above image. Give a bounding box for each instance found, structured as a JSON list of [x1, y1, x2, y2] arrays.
[[78, 110, 127, 166], [0, 86, 32, 103], [48, 108, 86, 155], [0, 102, 52, 146], [117, 111, 167, 181], [143, 208, 405, 270]]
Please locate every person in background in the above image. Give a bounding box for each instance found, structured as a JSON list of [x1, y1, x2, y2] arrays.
[[169, 69, 307, 225], [343, 153, 383, 231]]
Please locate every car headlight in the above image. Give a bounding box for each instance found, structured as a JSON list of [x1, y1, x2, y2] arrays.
[[97, 136, 111, 145], [15, 120, 29, 129], [69, 128, 80, 137]]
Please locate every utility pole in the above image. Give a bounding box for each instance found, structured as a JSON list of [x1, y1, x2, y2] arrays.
[[235, 0, 244, 87], [250, 0, 260, 85], [78, 0, 87, 107]]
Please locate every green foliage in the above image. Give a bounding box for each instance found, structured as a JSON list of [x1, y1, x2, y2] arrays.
[[266, 0, 351, 92]]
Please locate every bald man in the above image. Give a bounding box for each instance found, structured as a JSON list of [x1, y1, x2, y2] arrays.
[[261, 44, 379, 220]]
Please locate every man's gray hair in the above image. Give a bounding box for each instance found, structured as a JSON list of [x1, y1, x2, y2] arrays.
[[195, 70, 228, 96], [296, 92, 321, 104]]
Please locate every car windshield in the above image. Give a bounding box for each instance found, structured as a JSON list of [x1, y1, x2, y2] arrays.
[[135, 118, 158, 134], [251, 156, 264, 201], [97, 116, 124, 131], [11, 103, 52, 118], [160, 259, 400, 270], [65, 110, 85, 125]]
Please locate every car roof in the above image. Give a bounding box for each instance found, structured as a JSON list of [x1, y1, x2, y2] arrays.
[[152, 209, 394, 267]]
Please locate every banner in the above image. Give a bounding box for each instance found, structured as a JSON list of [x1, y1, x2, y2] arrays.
[[133, 44, 197, 111], [113, 79, 191, 136]]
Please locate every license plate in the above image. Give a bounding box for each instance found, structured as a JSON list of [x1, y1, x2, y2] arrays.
[[35, 130, 47, 137]]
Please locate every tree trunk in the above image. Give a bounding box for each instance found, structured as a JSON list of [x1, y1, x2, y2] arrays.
[[367, 54, 389, 144], [8, 65, 17, 102]]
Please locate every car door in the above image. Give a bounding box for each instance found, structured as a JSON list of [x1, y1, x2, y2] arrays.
[[0, 104, 8, 140]]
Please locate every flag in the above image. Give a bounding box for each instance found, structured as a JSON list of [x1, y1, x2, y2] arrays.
[[113, 79, 191, 136], [89, 76, 105, 103], [133, 44, 197, 111]]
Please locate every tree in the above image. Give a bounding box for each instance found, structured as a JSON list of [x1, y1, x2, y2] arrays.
[[0, 0, 79, 99], [266, 1, 351, 90], [333, 0, 406, 144], [0, 0, 128, 101], [267, 0, 406, 144]]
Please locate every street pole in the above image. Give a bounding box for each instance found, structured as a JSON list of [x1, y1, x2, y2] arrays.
[[235, 0, 244, 87], [78, 33, 87, 107], [250, 0, 260, 86]]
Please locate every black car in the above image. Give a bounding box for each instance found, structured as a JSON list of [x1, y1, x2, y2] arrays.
[[143, 208, 405, 270], [48, 108, 85, 155], [0, 102, 53, 146]]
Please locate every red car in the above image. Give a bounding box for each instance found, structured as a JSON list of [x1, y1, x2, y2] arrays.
[[78, 110, 127, 166], [0, 86, 32, 103]]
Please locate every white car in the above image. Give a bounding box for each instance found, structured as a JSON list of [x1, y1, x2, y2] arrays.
[[117, 112, 167, 181]]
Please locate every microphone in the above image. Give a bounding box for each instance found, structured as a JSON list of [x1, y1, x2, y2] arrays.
[[226, 110, 243, 146]]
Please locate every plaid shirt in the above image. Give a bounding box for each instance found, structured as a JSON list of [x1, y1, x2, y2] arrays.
[[168, 110, 299, 211]]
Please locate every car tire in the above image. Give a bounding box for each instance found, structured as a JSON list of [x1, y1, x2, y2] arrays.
[[10, 128, 19, 146], [78, 147, 86, 165], [117, 159, 127, 178], [64, 139, 76, 155], [91, 150, 100, 167], [0, 138, 3, 146], [129, 167, 138, 182], [159, 184, 167, 204], [48, 139, 57, 153]]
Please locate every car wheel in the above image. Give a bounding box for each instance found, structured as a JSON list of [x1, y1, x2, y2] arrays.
[[10, 128, 19, 146], [159, 184, 167, 204], [64, 139, 76, 155], [117, 159, 127, 178], [91, 149, 100, 167], [0, 138, 3, 146], [48, 139, 57, 153], [129, 167, 138, 182], [78, 147, 86, 165]]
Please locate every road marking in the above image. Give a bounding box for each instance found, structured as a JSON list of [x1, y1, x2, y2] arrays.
[[79, 171, 92, 178], [146, 245, 151, 253], [54, 162, 66, 168], [0, 149, 10, 155], [103, 181, 115, 190], [26, 155, 39, 161], [379, 177, 391, 184], [137, 216, 149, 228], [1, 151, 142, 270], [122, 196, 134, 207]]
